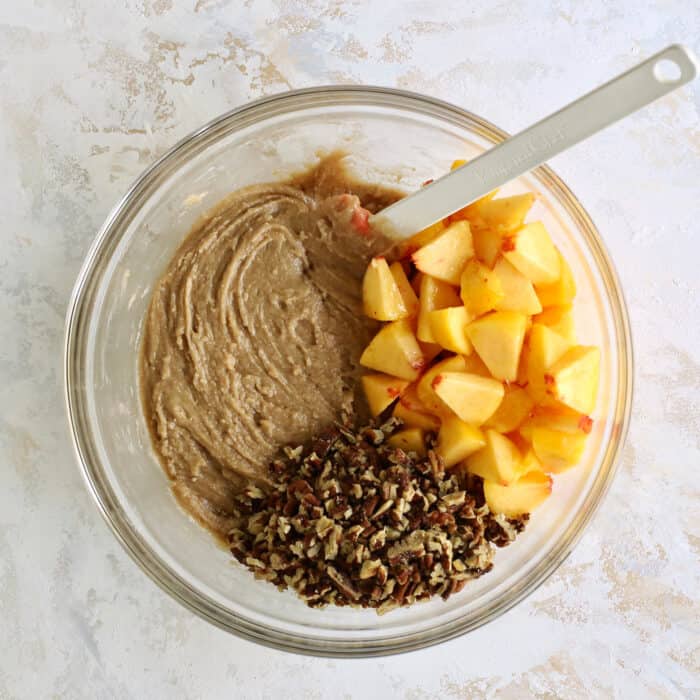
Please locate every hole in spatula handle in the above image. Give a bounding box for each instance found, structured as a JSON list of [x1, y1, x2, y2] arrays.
[[653, 58, 683, 83]]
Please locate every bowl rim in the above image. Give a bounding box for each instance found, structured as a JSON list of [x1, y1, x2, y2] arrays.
[[64, 85, 633, 657]]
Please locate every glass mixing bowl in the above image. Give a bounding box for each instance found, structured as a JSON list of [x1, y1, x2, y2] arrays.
[[64, 87, 632, 657]]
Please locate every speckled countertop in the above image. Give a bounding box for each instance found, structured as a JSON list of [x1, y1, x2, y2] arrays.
[[2, 2, 699, 698]]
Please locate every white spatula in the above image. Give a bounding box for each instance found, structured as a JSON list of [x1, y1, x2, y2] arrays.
[[371, 44, 697, 240]]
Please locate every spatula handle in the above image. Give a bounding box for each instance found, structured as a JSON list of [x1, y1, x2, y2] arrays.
[[373, 44, 698, 239]]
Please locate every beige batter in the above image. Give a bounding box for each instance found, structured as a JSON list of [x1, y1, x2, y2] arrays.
[[140, 155, 402, 536]]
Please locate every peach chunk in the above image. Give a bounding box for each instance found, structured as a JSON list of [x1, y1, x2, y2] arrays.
[[535, 250, 576, 308], [465, 429, 522, 485], [460, 259, 504, 317], [503, 221, 560, 285], [416, 355, 468, 417], [412, 220, 474, 285], [362, 257, 408, 321], [426, 306, 473, 355], [416, 274, 462, 343], [361, 373, 410, 417], [398, 221, 445, 258], [472, 228, 505, 268], [360, 319, 426, 381], [388, 427, 427, 455], [435, 416, 485, 468], [432, 372, 504, 425], [492, 258, 542, 315], [534, 305, 576, 343], [393, 385, 441, 431], [532, 427, 587, 473], [525, 323, 572, 402], [389, 262, 419, 318], [484, 470, 552, 516], [484, 385, 534, 433], [466, 311, 528, 382], [545, 345, 600, 415], [470, 193, 535, 232]]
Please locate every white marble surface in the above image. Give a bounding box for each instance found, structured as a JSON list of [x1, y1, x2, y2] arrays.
[[2, 1, 699, 698]]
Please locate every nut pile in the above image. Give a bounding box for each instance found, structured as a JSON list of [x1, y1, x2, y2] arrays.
[[228, 417, 526, 613]]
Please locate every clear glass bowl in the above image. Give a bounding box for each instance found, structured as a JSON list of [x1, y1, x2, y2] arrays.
[[64, 87, 632, 657]]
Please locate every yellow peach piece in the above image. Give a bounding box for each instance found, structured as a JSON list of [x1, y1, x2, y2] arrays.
[[532, 426, 587, 473], [389, 262, 419, 318], [435, 417, 485, 468], [545, 345, 600, 415], [461, 352, 492, 377], [416, 355, 468, 417], [503, 221, 560, 285], [360, 319, 426, 381], [398, 221, 445, 259], [426, 306, 473, 355], [432, 372, 504, 425], [525, 323, 572, 402], [492, 258, 543, 315], [362, 257, 408, 321], [412, 220, 474, 285], [465, 429, 522, 485], [416, 274, 462, 343], [484, 385, 534, 433], [535, 250, 576, 307], [361, 374, 410, 417], [466, 310, 528, 382], [470, 193, 535, 232], [520, 448, 544, 476], [472, 228, 504, 268], [393, 385, 441, 431], [518, 404, 593, 444], [388, 427, 427, 455], [483, 469, 552, 516], [534, 305, 576, 343], [460, 259, 504, 317]]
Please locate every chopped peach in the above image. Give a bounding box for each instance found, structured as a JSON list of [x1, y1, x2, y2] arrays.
[[388, 427, 427, 455], [492, 258, 542, 315], [426, 306, 473, 355], [525, 324, 572, 402], [518, 404, 592, 444], [466, 311, 528, 382], [461, 352, 492, 377], [362, 257, 408, 321], [393, 385, 441, 431], [484, 386, 534, 433], [545, 345, 600, 415], [532, 427, 587, 473], [465, 429, 522, 485], [470, 193, 535, 232], [361, 374, 410, 416], [520, 448, 544, 476], [484, 469, 552, 516], [360, 319, 426, 381], [398, 221, 445, 259], [432, 372, 504, 425], [460, 259, 504, 317], [472, 228, 504, 268], [418, 340, 443, 364], [416, 355, 468, 416], [412, 220, 474, 285], [389, 262, 419, 318], [535, 250, 576, 307], [502, 221, 560, 284], [435, 417, 485, 468], [416, 274, 462, 343], [534, 305, 576, 343]]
